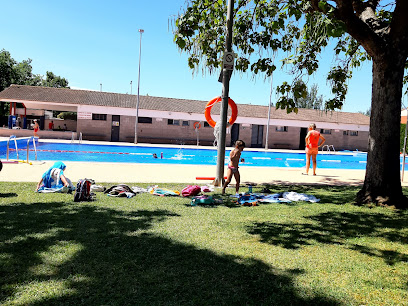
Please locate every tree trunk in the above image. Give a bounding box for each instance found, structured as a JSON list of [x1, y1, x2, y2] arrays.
[[357, 52, 408, 208]]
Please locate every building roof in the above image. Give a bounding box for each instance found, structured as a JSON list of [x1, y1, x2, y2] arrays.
[[0, 85, 370, 125]]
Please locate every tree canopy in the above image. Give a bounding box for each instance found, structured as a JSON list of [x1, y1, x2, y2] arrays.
[[174, 1, 406, 111], [174, 1, 408, 207], [0, 49, 70, 116]]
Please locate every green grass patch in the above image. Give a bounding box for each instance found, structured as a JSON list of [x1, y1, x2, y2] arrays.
[[1, 182, 408, 305]]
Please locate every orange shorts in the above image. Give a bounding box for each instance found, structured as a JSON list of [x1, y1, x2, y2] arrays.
[[305, 147, 318, 155]]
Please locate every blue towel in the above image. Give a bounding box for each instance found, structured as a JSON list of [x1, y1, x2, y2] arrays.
[[42, 161, 66, 188]]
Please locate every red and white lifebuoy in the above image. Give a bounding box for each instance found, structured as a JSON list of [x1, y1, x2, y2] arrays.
[[193, 122, 201, 129], [204, 96, 238, 128]]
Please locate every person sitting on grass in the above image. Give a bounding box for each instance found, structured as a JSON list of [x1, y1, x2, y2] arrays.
[[222, 140, 245, 195], [35, 161, 73, 192]]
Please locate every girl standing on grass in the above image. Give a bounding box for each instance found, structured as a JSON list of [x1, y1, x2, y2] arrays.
[[222, 140, 245, 194]]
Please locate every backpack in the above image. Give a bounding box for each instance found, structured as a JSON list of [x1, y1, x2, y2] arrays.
[[74, 179, 93, 202], [181, 185, 201, 197]]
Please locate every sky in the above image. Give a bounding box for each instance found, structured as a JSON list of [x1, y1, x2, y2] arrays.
[[1, 0, 374, 113]]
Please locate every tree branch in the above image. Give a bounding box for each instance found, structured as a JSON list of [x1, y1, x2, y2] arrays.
[[390, 0, 408, 55], [332, 0, 386, 57]]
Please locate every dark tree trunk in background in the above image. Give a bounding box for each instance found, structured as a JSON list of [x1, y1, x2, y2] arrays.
[[357, 52, 408, 208]]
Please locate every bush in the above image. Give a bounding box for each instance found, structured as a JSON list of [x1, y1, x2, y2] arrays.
[[57, 112, 77, 120]]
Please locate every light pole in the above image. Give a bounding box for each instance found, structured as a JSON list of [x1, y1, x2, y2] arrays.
[[265, 51, 276, 150], [134, 29, 144, 144]]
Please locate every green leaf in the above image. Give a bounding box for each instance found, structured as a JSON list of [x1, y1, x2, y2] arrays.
[[318, 1, 327, 11], [176, 38, 186, 49]]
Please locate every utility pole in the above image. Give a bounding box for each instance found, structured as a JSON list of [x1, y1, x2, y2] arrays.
[[265, 52, 276, 150], [214, 0, 235, 186], [134, 29, 144, 144]]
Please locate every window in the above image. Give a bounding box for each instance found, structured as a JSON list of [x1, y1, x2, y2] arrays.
[[204, 122, 210, 127], [138, 117, 152, 124], [167, 119, 180, 125], [182, 120, 189, 126], [92, 114, 107, 121], [350, 131, 358, 136], [343, 130, 349, 135], [320, 129, 332, 135], [275, 126, 288, 132]]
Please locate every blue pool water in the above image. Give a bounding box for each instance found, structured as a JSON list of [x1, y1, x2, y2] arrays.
[[0, 139, 373, 169]]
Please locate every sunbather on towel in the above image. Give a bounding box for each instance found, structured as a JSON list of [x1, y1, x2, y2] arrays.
[[36, 161, 72, 192]]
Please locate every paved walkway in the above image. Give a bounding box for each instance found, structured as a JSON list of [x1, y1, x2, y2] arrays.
[[1, 138, 406, 187], [0, 160, 369, 186]]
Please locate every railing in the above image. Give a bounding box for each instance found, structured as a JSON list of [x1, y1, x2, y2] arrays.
[[321, 144, 335, 153], [6, 135, 18, 161], [71, 132, 82, 144], [26, 136, 38, 163]]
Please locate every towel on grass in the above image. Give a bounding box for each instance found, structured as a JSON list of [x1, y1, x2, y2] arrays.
[[105, 184, 137, 198], [149, 186, 180, 197]]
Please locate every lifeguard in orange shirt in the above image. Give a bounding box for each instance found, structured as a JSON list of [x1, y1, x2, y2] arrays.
[[304, 123, 325, 175]]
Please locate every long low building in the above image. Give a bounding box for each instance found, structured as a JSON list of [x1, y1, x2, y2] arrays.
[[0, 85, 370, 150]]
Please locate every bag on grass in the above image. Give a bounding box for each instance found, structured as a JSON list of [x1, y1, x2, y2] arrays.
[[181, 185, 201, 197], [74, 179, 93, 202]]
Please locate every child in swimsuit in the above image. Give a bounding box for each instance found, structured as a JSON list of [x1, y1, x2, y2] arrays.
[[222, 140, 245, 194], [33, 119, 39, 137]]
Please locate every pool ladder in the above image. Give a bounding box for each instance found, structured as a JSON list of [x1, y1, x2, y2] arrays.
[[6, 135, 18, 160], [6, 135, 37, 163], [71, 132, 83, 144], [321, 145, 335, 153], [26, 136, 38, 163]]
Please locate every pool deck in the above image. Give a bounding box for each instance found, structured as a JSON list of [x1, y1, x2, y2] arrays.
[[1, 138, 407, 187]]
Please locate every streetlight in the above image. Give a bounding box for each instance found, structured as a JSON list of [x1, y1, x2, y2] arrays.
[[265, 51, 276, 150], [134, 29, 144, 144]]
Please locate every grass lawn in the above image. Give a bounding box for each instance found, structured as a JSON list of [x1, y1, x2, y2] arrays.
[[1, 182, 408, 305]]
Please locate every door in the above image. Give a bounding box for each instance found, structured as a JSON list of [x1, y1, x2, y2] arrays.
[[299, 128, 308, 149], [111, 115, 120, 142], [230, 123, 240, 146], [251, 124, 264, 148]]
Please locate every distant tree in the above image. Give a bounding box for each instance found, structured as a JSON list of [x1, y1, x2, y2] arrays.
[[292, 81, 324, 109], [0, 50, 15, 116], [0, 49, 69, 117], [41, 71, 69, 88], [57, 112, 77, 120], [358, 107, 371, 116]]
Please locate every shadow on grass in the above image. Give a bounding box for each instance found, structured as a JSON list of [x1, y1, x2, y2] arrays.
[[182, 194, 244, 208], [258, 184, 359, 205], [0, 192, 17, 198], [248, 211, 408, 265], [0, 201, 341, 305]]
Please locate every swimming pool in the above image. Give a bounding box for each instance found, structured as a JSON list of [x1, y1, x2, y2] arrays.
[[0, 139, 373, 169]]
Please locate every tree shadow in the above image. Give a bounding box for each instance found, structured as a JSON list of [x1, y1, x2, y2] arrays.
[[0, 192, 17, 198], [256, 184, 359, 205], [0, 201, 341, 305], [248, 210, 408, 265]]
